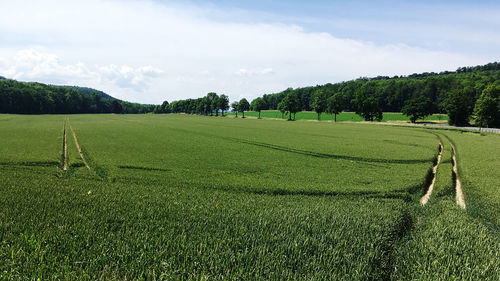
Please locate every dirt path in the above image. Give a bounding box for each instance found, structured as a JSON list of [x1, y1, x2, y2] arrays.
[[451, 144, 466, 209], [69, 121, 91, 170], [420, 142, 443, 206], [62, 119, 68, 171]]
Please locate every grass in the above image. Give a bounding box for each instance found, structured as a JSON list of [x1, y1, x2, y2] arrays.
[[228, 110, 448, 122], [0, 113, 498, 280]]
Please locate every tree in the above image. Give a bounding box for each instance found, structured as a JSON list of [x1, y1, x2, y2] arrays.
[[159, 101, 170, 113], [218, 94, 229, 116], [353, 82, 383, 121], [402, 97, 435, 123], [326, 93, 345, 122], [111, 100, 123, 114], [238, 98, 250, 118], [212, 95, 220, 116], [202, 96, 211, 115], [206, 92, 218, 116], [283, 93, 301, 120], [253, 98, 267, 119], [444, 89, 474, 126], [231, 101, 239, 117], [354, 96, 382, 121], [311, 89, 327, 120], [474, 84, 500, 128], [277, 100, 287, 119]]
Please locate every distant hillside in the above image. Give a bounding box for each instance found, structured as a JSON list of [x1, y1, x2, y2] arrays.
[[61, 85, 116, 100], [0, 78, 155, 114]]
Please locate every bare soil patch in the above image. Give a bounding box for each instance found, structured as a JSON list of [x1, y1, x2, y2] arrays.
[[451, 144, 466, 209]]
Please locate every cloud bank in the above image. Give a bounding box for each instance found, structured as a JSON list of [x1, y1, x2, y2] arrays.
[[0, 49, 163, 92], [0, 0, 494, 103]]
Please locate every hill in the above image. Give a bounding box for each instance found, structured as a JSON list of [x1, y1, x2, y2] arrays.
[[0, 78, 155, 114], [61, 85, 116, 100]]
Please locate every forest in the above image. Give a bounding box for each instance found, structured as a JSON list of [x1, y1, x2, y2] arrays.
[[0, 78, 154, 114], [260, 63, 500, 113]]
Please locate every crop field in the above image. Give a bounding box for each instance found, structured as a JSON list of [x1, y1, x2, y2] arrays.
[[227, 110, 448, 122], [0, 114, 499, 280]]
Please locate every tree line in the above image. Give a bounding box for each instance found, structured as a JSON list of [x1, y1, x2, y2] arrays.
[[0, 79, 154, 114], [158, 62, 499, 127], [1, 62, 499, 127]]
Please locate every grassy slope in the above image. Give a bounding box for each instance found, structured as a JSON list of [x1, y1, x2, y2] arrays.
[[228, 110, 448, 122], [0, 114, 498, 280]]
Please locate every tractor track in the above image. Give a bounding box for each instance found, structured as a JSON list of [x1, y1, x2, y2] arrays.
[[62, 119, 68, 171], [421, 131, 467, 209], [68, 121, 91, 170], [451, 144, 466, 209], [420, 142, 443, 206]]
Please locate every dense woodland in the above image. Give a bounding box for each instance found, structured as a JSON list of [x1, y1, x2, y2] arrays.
[[1, 62, 499, 127], [259, 63, 500, 111], [0, 78, 154, 114]]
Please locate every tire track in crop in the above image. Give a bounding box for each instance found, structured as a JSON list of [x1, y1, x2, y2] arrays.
[[62, 119, 68, 171], [434, 132, 466, 209], [451, 143, 466, 209], [190, 182, 412, 201], [420, 143, 443, 206], [68, 121, 91, 170], [117, 165, 170, 172], [231, 138, 433, 164], [0, 161, 59, 167]]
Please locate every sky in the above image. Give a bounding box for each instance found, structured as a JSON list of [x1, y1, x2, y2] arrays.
[[0, 0, 499, 104]]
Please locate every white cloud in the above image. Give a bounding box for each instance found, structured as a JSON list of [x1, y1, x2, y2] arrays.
[[1, 49, 97, 83], [236, 68, 274, 76], [98, 64, 164, 91], [0, 49, 163, 92], [0, 0, 494, 103]]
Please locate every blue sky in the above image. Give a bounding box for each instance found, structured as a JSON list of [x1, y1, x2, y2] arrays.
[[0, 0, 499, 103], [181, 0, 500, 56]]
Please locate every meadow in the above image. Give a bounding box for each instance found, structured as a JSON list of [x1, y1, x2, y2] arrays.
[[0, 114, 498, 280], [227, 110, 448, 122]]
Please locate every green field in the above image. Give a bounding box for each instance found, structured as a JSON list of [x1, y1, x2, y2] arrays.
[[0, 114, 499, 280], [227, 110, 448, 122]]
